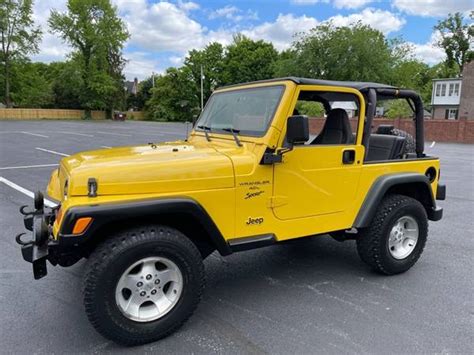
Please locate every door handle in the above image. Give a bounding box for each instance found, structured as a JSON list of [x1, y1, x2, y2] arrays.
[[342, 149, 355, 164]]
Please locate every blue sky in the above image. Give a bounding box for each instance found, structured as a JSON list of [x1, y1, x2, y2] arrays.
[[32, 0, 473, 80]]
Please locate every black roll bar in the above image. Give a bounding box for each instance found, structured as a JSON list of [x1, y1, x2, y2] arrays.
[[375, 88, 425, 157], [362, 89, 377, 160]]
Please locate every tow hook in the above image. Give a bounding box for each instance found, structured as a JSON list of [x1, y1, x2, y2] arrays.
[[15, 233, 32, 246]]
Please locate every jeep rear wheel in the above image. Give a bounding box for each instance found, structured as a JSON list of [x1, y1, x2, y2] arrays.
[[83, 225, 204, 346], [356, 194, 428, 275]]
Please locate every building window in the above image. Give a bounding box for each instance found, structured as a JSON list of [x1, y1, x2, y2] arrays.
[[445, 108, 458, 120], [435, 84, 441, 96], [449, 83, 454, 96], [454, 83, 460, 96], [440, 84, 446, 96]]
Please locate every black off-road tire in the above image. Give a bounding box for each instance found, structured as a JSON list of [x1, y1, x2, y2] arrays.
[[390, 128, 416, 154], [82, 225, 204, 346], [356, 194, 428, 275]]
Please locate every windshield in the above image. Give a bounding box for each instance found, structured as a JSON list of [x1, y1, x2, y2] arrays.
[[196, 85, 284, 137]]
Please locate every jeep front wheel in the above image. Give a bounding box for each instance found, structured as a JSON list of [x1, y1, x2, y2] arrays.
[[83, 225, 204, 346], [356, 194, 428, 275]]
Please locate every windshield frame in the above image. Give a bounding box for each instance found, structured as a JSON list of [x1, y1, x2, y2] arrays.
[[195, 84, 286, 138]]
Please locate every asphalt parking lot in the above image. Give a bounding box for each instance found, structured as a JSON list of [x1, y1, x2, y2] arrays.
[[0, 119, 472, 354]]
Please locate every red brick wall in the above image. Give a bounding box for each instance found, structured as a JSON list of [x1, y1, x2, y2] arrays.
[[308, 117, 474, 143]]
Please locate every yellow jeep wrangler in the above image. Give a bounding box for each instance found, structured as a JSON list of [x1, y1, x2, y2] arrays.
[[16, 77, 445, 345]]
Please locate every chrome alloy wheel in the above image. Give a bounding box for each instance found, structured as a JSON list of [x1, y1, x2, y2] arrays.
[[115, 257, 183, 322], [388, 216, 419, 260]]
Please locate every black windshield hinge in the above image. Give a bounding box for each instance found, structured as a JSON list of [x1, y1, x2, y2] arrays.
[[261, 152, 282, 165], [261, 146, 293, 165]]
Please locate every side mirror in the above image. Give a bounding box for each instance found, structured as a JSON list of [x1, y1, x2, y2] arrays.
[[287, 115, 309, 145], [261, 115, 309, 165]]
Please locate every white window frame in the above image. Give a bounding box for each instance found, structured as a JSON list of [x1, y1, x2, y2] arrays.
[[435, 84, 441, 96], [446, 108, 458, 120], [440, 84, 446, 96], [449, 83, 454, 96], [454, 83, 460, 96]]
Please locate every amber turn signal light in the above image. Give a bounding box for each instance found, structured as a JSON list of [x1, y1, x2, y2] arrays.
[[72, 217, 92, 235]]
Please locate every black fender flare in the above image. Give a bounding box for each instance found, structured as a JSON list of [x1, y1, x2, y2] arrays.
[[353, 172, 440, 228], [58, 197, 232, 255]]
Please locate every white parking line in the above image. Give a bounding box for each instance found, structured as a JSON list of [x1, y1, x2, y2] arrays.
[[56, 131, 94, 137], [96, 131, 131, 137], [0, 163, 59, 171], [0, 177, 58, 207], [101, 145, 112, 149], [20, 131, 49, 138], [35, 147, 70, 157]]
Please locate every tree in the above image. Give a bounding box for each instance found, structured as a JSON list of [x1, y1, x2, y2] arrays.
[[391, 59, 435, 104], [282, 23, 397, 83], [184, 42, 225, 107], [0, 0, 41, 107], [10, 61, 54, 107], [223, 35, 278, 85], [50, 60, 84, 109], [272, 49, 299, 77], [145, 67, 198, 122], [49, 0, 129, 118], [435, 12, 474, 74]]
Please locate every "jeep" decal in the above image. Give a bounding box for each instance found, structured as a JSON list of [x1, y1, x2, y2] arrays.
[[246, 217, 264, 225]]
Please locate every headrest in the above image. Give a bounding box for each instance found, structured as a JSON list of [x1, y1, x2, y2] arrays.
[[325, 108, 350, 130]]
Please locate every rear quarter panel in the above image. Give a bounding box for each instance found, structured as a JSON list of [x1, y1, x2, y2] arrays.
[[347, 158, 441, 224]]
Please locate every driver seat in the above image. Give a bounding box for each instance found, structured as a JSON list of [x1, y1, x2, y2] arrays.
[[311, 108, 353, 145]]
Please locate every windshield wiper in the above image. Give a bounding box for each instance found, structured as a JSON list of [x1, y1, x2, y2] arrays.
[[197, 125, 211, 142], [222, 128, 242, 147]]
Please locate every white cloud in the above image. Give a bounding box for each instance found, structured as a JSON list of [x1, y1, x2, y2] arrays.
[[177, 1, 200, 12], [117, 1, 204, 53], [291, 0, 328, 4], [291, 0, 374, 8], [242, 13, 319, 50], [123, 52, 163, 80], [209, 5, 239, 19], [169, 55, 185, 66], [328, 8, 406, 34], [209, 5, 258, 22], [393, 0, 473, 17], [408, 31, 446, 65], [31, 0, 70, 62], [333, 0, 374, 9]]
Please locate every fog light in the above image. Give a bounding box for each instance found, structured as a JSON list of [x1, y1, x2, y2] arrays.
[[72, 217, 93, 235]]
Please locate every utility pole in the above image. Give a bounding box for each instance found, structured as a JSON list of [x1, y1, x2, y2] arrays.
[[200, 65, 204, 111], [152, 71, 155, 88]]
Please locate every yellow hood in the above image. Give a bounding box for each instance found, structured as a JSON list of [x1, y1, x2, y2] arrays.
[[58, 141, 235, 197]]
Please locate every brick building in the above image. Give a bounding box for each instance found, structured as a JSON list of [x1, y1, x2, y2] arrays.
[[431, 61, 474, 120], [458, 61, 474, 120]]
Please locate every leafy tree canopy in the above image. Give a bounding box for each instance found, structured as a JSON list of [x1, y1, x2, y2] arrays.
[[435, 12, 473, 74], [49, 0, 129, 118], [0, 0, 41, 107]]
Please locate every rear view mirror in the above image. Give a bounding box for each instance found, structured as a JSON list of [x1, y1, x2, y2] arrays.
[[287, 115, 309, 144]]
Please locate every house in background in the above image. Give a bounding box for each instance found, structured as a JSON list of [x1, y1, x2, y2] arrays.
[[431, 78, 461, 119], [458, 61, 474, 120], [124, 77, 139, 95], [431, 61, 473, 120]]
